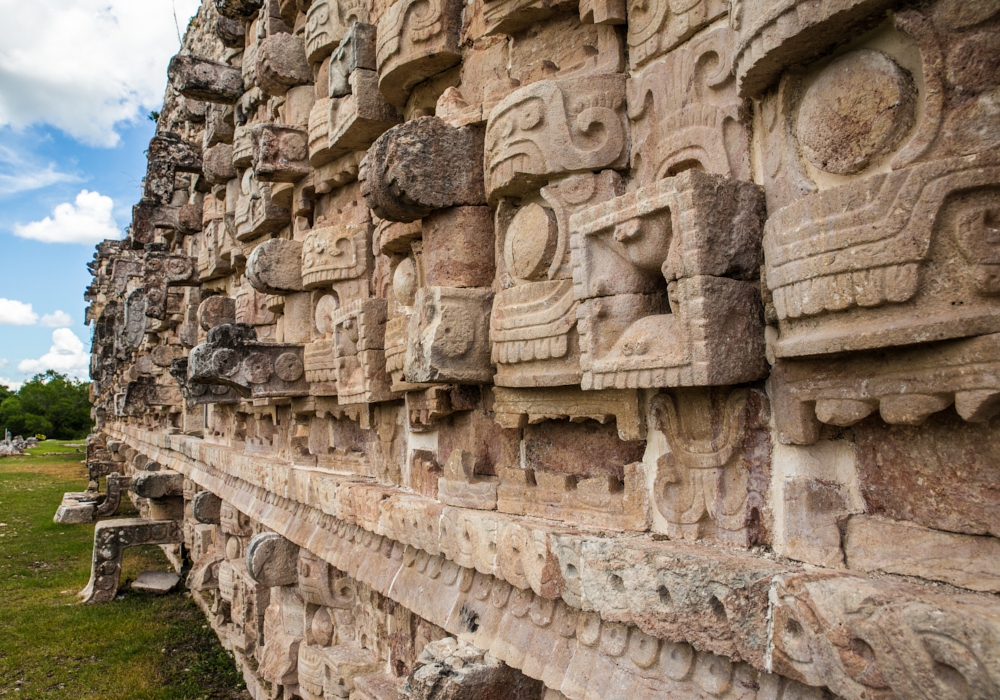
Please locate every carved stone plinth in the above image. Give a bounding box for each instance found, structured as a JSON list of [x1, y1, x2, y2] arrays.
[[80, 518, 183, 604]]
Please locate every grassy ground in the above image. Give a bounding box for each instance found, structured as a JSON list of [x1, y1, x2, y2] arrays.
[[0, 441, 249, 699]]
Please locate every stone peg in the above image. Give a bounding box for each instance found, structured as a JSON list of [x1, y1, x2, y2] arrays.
[[214, 0, 263, 20], [131, 470, 185, 499], [202, 143, 237, 185], [256, 33, 313, 97], [360, 117, 486, 223], [246, 239, 304, 294], [246, 532, 300, 587], [192, 491, 223, 524], [168, 55, 244, 104], [198, 295, 237, 331]]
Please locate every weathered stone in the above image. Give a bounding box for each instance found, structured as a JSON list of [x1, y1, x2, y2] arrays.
[[361, 117, 486, 222], [246, 532, 300, 586], [256, 33, 313, 97], [132, 571, 181, 594], [198, 295, 237, 330], [252, 124, 311, 181], [168, 55, 244, 104], [405, 287, 494, 384], [422, 207, 495, 288], [246, 238, 304, 294]]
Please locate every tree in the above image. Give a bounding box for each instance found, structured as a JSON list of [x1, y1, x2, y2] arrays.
[[0, 372, 92, 439]]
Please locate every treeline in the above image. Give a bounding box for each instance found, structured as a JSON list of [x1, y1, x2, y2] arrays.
[[0, 371, 93, 440]]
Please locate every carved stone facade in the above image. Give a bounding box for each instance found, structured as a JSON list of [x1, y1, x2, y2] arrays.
[[67, 0, 1000, 699]]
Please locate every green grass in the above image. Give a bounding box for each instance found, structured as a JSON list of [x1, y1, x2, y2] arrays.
[[0, 442, 249, 699]]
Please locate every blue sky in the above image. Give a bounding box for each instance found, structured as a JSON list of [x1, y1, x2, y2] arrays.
[[0, 0, 201, 388]]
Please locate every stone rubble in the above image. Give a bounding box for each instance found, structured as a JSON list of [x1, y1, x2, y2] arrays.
[[63, 0, 1000, 698]]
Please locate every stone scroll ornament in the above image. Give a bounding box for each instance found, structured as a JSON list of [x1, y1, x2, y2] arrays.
[[749, 2, 1000, 440], [484, 74, 629, 204], [80, 518, 184, 604]]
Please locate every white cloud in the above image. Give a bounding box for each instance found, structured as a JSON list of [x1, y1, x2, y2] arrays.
[[17, 328, 90, 379], [40, 310, 73, 328], [0, 143, 78, 195], [0, 377, 23, 391], [0, 0, 202, 147], [13, 190, 120, 244], [0, 298, 39, 325], [0, 358, 9, 368]]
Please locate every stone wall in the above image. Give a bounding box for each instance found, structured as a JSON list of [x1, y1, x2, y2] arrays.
[[71, 0, 1000, 698]]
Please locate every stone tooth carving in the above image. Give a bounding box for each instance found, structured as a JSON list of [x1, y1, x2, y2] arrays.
[[232, 124, 256, 167], [246, 239, 305, 294], [375, 0, 463, 108], [484, 75, 629, 204], [361, 117, 485, 223], [301, 223, 373, 289], [771, 572, 1000, 700], [627, 0, 727, 69], [626, 27, 749, 187], [405, 287, 494, 384], [570, 170, 767, 389], [246, 532, 300, 587], [298, 643, 381, 700], [251, 124, 311, 181], [143, 252, 199, 320], [80, 518, 183, 603], [305, 0, 371, 66], [188, 323, 308, 398], [772, 333, 1000, 445], [329, 22, 377, 98], [235, 171, 291, 241], [168, 55, 245, 104], [255, 33, 313, 97], [492, 386, 645, 440], [298, 549, 357, 607], [650, 388, 769, 546]]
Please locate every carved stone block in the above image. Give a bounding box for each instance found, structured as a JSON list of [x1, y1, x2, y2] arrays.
[[189, 323, 308, 398], [375, 0, 463, 108], [252, 124, 311, 182], [305, 0, 371, 66], [235, 172, 291, 241], [484, 75, 628, 204], [203, 143, 236, 185], [437, 449, 499, 510], [255, 33, 313, 97], [361, 117, 486, 223], [168, 55, 244, 104], [215, 0, 264, 20], [246, 239, 304, 294], [301, 222, 373, 291], [298, 643, 381, 700], [246, 532, 300, 587], [143, 251, 199, 319], [492, 386, 645, 440], [330, 299, 396, 404], [405, 286, 494, 384], [422, 206, 495, 288], [80, 518, 183, 604], [327, 70, 403, 159]]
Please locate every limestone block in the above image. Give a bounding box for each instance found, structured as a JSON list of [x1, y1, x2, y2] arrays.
[[301, 222, 373, 290], [258, 590, 304, 687], [202, 143, 236, 185], [402, 637, 543, 699], [627, 27, 749, 187], [298, 548, 357, 607], [256, 33, 313, 97], [772, 334, 1000, 445], [650, 388, 771, 547], [298, 643, 381, 700], [246, 239, 305, 294], [844, 515, 1000, 592], [354, 672, 402, 700], [492, 386, 645, 441], [404, 287, 494, 384], [199, 295, 237, 331], [326, 70, 403, 160], [304, 0, 370, 66], [777, 477, 849, 568], [246, 532, 300, 586], [121, 378, 183, 414], [626, 0, 726, 69], [130, 201, 203, 246], [439, 507, 499, 574], [438, 449, 499, 510], [234, 172, 291, 241], [361, 117, 486, 223], [132, 470, 184, 499], [770, 572, 1000, 700], [329, 22, 377, 97], [576, 278, 767, 390], [204, 103, 236, 147], [406, 385, 479, 431], [232, 124, 255, 167], [377, 219, 421, 256], [188, 323, 308, 398], [192, 491, 223, 524], [497, 460, 650, 532], [132, 571, 181, 594], [330, 299, 396, 404], [215, 14, 246, 48], [375, 0, 463, 108], [484, 75, 628, 204], [422, 206, 495, 288], [80, 518, 184, 604], [168, 55, 245, 104], [251, 124, 311, 182]]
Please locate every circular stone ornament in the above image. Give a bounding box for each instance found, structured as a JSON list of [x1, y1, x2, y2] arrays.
[[505, 203, 558, 281], [797, 49, 916, 175], [275, 351, 304, 381]]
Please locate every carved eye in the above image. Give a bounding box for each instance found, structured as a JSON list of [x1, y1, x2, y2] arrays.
[[518, 103, 543, 131]]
